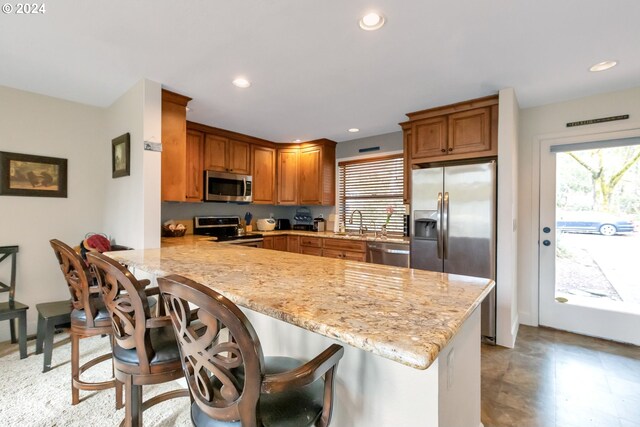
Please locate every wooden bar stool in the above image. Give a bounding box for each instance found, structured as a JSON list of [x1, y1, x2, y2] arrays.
[[157, 274, 344, 427], [35, 300, 72, 372], [49, 239, 122, 407], [87, 252, 189, 427], [0, 245, 28, 359]]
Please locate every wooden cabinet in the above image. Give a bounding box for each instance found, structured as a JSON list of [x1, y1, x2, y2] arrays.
[[161, 90, 203, 202], [400, 95, 498, 204], [298, 140, 335, 206], [204, 135, 250, 175], [287, 235, 300, 253], [262, 236, 273, 250], [277, 147, 299, 205], [252, 145, 276, 204], [448, 108, 491, 155], [401, 95, 498, 166], [300, 246, 323, 256], [185, 130, 204, 201], [300, 236, 322, 248], [412, 116, 448, 158], [263, 235, 288, 251], [323, 238, 366, 262], [273, 235, 288, 251], [275, 140, 336, 206], [228, 140, 251, 174], [300, 236, 322, 256]]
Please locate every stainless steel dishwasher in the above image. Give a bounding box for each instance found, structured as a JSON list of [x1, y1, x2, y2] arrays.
[[366, 242, 410, 267]]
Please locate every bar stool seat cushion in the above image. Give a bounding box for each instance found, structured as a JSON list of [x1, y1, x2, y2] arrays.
[[113, 325, 181, 366], [191, 356, 324, 427], [70, 306, 111, 324]]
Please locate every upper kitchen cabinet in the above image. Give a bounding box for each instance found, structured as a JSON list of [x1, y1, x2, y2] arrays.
[[298, 139, 336, 206], [401, 95, 498, 166], [252, 144, 276, 204], [276, 146, 299, 205], [161, 89, 203, 202], [185, 130, 204, 201], [203, 134, 251, 175]]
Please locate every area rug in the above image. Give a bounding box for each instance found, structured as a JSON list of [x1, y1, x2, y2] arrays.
[[0, 331, 191, 426]]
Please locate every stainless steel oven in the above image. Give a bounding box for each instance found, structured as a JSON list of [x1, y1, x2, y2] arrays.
[[193, 216, 263, 247], [204, 171, 252, 203]]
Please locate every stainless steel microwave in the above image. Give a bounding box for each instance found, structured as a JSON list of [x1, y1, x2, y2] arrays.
[[204, 171, 252, 203]]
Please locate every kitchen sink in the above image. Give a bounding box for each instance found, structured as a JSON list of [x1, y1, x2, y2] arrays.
[[366, 242, 410, 267]]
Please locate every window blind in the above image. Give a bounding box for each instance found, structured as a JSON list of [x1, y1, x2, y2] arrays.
[[338, 155, 404, 234]]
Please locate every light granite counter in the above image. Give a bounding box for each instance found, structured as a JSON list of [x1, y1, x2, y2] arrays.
[[161, 230, 409, 247], [107, 242, 493, 370]]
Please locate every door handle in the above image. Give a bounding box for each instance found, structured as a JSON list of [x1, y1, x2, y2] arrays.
[[436, 192, 443, 259], [443, 192, 449, 259]]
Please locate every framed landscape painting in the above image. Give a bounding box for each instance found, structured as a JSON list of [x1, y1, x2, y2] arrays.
[[0, 151, 68, 198], [112, 133, 130, 178]]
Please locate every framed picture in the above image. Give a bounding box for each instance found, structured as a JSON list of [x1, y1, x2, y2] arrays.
[[112, 133, 130, 178], [0, 151, 68, 198]]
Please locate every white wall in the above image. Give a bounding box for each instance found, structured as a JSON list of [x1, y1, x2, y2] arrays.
[[336, 131, 403, 159], [103, 79, 162, 249], [496, 88, 520, 347], [0, 86, 107, 340], [518, 86, 640, 326]]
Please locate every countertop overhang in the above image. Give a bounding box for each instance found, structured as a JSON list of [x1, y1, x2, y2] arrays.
[[106, 241, 493, 370]]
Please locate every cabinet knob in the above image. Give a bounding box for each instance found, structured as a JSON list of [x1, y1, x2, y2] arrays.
[[441, 149, 446, 153], [448, 148, 453, 152]]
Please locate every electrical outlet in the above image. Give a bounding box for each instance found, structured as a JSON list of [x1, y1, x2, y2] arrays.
[[447, 349, 455, 389]]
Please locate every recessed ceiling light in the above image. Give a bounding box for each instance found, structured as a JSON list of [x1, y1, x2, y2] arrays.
[[359, 12, 385, 31], [348, 128, 360, 133], [232, 77, 251, 88], [294, 139, 301, 143], [589, 61, 618, 72]]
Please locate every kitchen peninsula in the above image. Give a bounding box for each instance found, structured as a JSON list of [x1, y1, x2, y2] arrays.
[[107, 242, 494, 427]]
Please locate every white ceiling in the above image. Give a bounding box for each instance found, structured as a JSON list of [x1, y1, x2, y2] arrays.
[[1, 1, 639, 142]]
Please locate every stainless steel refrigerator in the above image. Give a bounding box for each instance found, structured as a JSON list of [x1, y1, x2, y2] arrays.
[[410, 160, 497, 342]]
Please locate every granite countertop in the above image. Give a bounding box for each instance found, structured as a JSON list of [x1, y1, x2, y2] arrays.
[[161, 230, 409, 246], [257, 229, 410, 244], [107, 242, 493, 370]]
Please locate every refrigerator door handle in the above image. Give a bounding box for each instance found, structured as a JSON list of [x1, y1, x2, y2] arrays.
[[443, 192, 449, 259], [436, 192, 443, 259]]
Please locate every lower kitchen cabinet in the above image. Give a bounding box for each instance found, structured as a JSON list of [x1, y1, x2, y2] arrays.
[[300, 246, 323, 256], [273, 235, 288, 251], [323, 238, 366, 262], [263, 234, 372, 263], [287, 235, 300, 253], [263, 235, 287, 251]]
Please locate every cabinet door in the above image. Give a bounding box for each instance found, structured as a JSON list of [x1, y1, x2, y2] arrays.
[[185, 130, 204, 202], [448, 107, 491, 155], [299, 146, 322, 205], [273, 236, 288, 251], [287, 235, 300, 253], [204, 134, 228, 172], [228, 140, 250, 174], [252, 145, 276, 204], [277, 148, 299, 205], [300, 246, 322, 256], [262, 236, 274, 249], [411, 117, 447, 159]]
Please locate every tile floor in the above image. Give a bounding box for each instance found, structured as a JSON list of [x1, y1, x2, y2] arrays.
[[481, 325, 640, 427]]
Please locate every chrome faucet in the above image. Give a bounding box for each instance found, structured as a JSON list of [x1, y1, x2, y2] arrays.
[[349, 210, 367, 235]]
